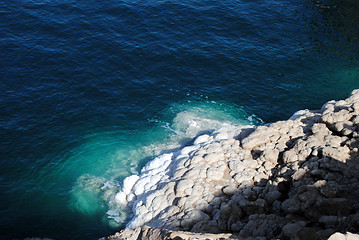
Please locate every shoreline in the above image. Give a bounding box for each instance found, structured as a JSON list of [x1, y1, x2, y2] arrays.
[[110, 89, 359, 239]]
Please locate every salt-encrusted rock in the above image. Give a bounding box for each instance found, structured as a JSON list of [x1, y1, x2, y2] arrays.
[[206, 165, 226, 181], [204, 151, 225, 164], [261, 148, 279, 163], [322, 146, 350, 162], [108, 90, 359, 240], [328, 232, 359, 240], [194, 134, 210, 145], [222, 184, 238, 196], [241, 126, 272, 150], [180, 209, 210, 229], [175, 179, 193, 196], [105, 225, 243, 240], [233, 169, 256, 183]]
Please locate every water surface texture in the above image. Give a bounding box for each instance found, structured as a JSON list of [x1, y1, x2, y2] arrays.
[[1, 0, 359, 239]]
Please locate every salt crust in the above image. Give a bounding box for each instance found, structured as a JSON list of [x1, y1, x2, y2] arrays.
[[115, 124, 251, 229], [113, 89, 359, 239]]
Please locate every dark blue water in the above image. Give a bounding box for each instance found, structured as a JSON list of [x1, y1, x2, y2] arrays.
[[1, 0, 359, 239]]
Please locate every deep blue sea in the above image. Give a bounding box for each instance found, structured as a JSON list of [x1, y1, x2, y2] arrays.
[[1, 0, 359, 239]]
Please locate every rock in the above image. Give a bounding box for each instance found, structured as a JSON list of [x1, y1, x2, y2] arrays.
[[241, 199, 267, 215], [295, 227, 319, 240], [175, 179, 194, 196], [222, 184, 238, 196], [265, 190, 281, 204], [328, 232, 359, 240], [282, 221, 307, 238], [24, 239, 54, 240], [319, 215, 338, 227], [108, 90, 359, 239], [180, 209, 211, 229], [106, 227, 142, 240], [317, 198, 353, 216], [194, 134, 210, 145], [345, 232, 359, 240], [281, 198, 300, 213], [242, 159, 258, 169], [322, 146, 350, 162], [228, 160, 246, 173], [104, 225, 243, 240], [191, 184, 204, 196], [261, 148, 279, 163], [233, 169, 256, 183], [206, 165, 225, 181], [191, 220, 220, 234], [204, 152, 225, 164], [241, 126, 274, 150], [292, 169, 306, 181]]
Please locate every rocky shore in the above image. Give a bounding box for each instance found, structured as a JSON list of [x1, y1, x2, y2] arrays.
[[109, 90, 359, 239]]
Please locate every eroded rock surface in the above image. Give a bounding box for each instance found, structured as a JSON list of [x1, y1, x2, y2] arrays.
[[112, 90, 359, 239], [104, 225, 241, 240]]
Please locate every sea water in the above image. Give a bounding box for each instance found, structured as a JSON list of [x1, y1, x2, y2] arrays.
[[1, 0, 359, 239]]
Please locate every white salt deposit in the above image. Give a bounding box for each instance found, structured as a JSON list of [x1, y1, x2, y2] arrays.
[[112, 124, 254, 229], [114, 191, 128, 207], [115, 175, 140, 206], [289, 109, 312, 120], [122, 175, 140, 195], [109, 90, 359, 239]]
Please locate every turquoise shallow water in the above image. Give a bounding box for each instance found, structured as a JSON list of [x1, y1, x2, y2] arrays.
[[1, 0, 359, 239]]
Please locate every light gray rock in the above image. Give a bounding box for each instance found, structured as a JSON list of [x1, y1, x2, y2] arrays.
[[206, 164, 226, 181], [110, 90, 359, 240], [223, 184, 238, 196], [233, 169, 256, 183], [175, 179, 194, 196], [204, 152, 225, 164], [328, 232, 359, 240]]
